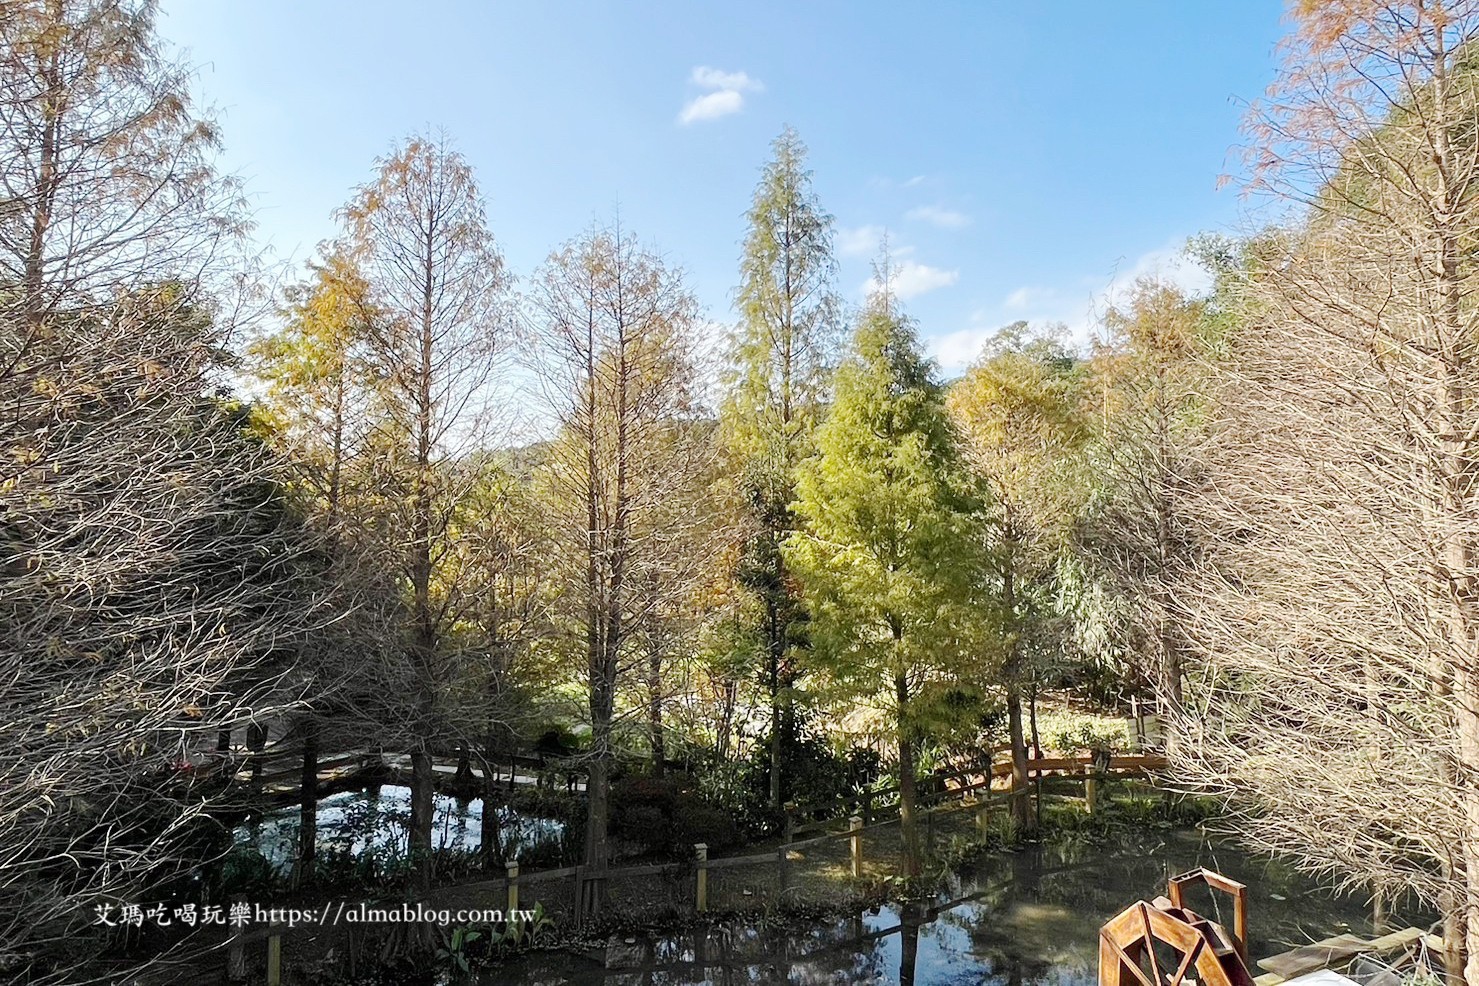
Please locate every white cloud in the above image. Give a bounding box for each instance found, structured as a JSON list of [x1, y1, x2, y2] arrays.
[[929, 328, 993, 370], [868, 174, 929, 190], [863, 259, 959, 301], [894, 261, 958, 298], [1101, 243, 1213, 308], [837, 224, 884, 257], [927, 310, 1081, 374], [679, 66, 762, 125], [905, 204, 971, 229], [925, 238, 1215, 372], [690, 66, 763, 92], [1004, 286, 1040, 310], [679, 90, 745, 124]]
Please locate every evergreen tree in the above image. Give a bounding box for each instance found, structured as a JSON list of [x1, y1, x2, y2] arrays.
[[950, 322, 1091, 833], [785, 289, 989, 875], [722, 126, 841, 811]]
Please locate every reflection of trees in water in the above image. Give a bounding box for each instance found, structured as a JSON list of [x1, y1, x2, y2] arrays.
[[900, 908, 920, 986], [483, 912, 888, 985], [590, 912, 890, 985], [754, 914, 890, 985], [952, 830, 1389, 970], [489, 833, 1398, 985]]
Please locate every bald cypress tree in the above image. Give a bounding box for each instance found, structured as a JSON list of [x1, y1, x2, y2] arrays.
[[784, 289, 988, 876], [721, 126, 841, 812]]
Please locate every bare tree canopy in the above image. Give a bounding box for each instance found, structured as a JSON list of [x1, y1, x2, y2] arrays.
[[0, 289, 340, 976], [528, 222, 708, 915], [0, 0, 247, 330], [1173, 3, 1479, 981]]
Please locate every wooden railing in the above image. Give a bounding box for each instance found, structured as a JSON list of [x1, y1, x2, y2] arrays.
[[788, 751, 1166, 836]]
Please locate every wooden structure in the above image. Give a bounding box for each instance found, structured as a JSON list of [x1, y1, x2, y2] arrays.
[[1253, 927, 1432, 986], [1099, 868, 1255, 986], [1099, 869, 1442, 986]]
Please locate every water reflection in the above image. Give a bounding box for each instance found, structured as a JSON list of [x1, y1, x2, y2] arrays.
[[488, 828, 1416, 986], [235, 785, 565, 874]]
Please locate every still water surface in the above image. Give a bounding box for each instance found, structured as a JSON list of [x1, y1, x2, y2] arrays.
[[236, 785, 567, 873], [487, 828, 1414, 986]]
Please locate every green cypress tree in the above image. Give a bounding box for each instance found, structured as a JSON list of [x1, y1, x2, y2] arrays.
[[784, 288, 990, 875], [721, 126, 841, 811]]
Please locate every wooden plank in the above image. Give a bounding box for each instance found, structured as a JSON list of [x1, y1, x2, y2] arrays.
[[1256, 934, 1370, 979], [1364, 928, 1424, 952], [519, 865, 578, 884], [607, 862, 681, 879], [705, 853, 782, 871]]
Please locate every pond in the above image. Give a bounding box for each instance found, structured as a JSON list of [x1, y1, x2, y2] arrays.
[[485, 827, 1424, 986], [235, 785, 567, 875]]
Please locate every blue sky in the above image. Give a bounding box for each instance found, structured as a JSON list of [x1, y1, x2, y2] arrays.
[[160, 1, 1288, 372]]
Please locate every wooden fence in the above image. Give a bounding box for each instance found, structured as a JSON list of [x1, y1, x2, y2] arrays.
[[225, 749, 1167, 982], [430, 750, 1167, 924], [789, 751, 1167, 834]]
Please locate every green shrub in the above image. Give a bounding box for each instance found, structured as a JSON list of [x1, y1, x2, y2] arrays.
[[217, 844, 278, 895], [1042, 710, 1129, 755], [609, 774, 740, 857]]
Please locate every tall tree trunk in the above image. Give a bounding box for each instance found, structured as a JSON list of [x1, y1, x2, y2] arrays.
[[481, 660, 505, 869], [895, 670, 921, 876], [1029, 684, 1043, 829], [899, 904, 921, 986], [715, 676, 736, 761], [23, 5, 60, 329], [1441, 368, 1479, 982], [480, 746, 503, 870], [583, 619, 618, 915], [452, 746, 475, 795], [768, 599, 784, 811], [1006, 684, 1030, 833], [648, 639, 665, 777], [294, 725, 318, 888], [1432, 45, 1479, 973], [409, 750, 434, 892], [1002, 541, 1033, 833], [1152, 378, 1185, 742], [583, 748, 611, 917], [1152, 571, 1183, 758], [246, 722, 267, 791], [1028, 686, 1041, 758]]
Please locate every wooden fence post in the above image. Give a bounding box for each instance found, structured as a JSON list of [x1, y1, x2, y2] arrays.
[[849, 816, 863, 878], [1085, 768, 1098, 815], [226, 934, 246, 984], [266, 921, 282, 986], [779, 811, 793, 895], [506, 860, 519, 916], [226, 893, 247, 984], [695, 843, 708, 912], [976, 801, 990, 839]]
